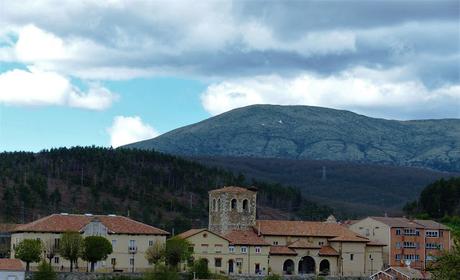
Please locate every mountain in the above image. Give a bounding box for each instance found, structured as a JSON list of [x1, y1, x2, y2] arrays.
[[0, 147, 332, 233], [125, 105, 460, 172]]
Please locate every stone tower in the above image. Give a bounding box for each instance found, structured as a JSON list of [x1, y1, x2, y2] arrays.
[[208, 186, 257, 235]]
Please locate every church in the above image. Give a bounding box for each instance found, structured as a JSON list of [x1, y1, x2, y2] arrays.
[[177, 186, 385, 277]]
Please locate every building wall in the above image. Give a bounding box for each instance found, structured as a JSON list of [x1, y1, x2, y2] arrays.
[[0, 271, 24, 280], [365, 246, 384, 275], [10, 232, 166, 272], [208, 191, 256, 235], [349, 218, 390, 267], [183, 231, 269, 275]]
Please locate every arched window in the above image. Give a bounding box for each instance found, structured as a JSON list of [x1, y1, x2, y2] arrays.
[[212, 199, 216, 212], [231, 199, 237, 210], [242, 199, 249, 211], [217, 199, 221, 211], [319, 259, 330, 275]]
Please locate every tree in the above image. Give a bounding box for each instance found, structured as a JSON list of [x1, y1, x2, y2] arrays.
[[33, 261, 57, 280], [60, 231, 83, 272], [145, 240, 165, 265], [44, 238, 58, 265], [165, 237, 192, 269], [429, 238, 460, 279], [188, 258, 210, 280], [14, 239, 42, 271], [81, 236, 113, 272]]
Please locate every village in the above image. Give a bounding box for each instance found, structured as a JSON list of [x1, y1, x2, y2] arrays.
[[0, 186, 451, 280]]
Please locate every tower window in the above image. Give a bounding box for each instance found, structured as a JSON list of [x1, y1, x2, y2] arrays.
[[213, 199, 216, 211], [231, 199, 237, 210], [243, 199, 249, 211]]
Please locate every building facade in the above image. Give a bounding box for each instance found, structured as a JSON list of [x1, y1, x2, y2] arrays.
[[0, 259, 24, 280], [349, 216, 451, 270], [179, 186, 385, 277], [11, 214, 168, 272]]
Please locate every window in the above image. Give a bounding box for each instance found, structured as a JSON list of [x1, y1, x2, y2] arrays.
[[255, 247, 261, 254], [403, 229, 419, 236], [395, 229, 401, 235], [229, 246, 235, 253], [273, 241, 279, 245], [201, 244, 209, 253], [129, 240, 136, 251], [213, 199, 216, 211], [215, 258, 222, 267], [426, 243, 441, 249], [426, 230, 439, 237], [396, 242, 401, 249], [217, 199, 221, 211], [112, 240, 117, 247], [403, 242, 417, 248], [241, 246, 248, 254], [215, 244, 222, 253], [54, 257, 59, 264], [149, 240, 154, 246], [54, 238, 60, 249], [188, 245, 194, 253], [231, 199, 237, 210], [365, 229, 370, 237], [318, 241, 324, 246], [242, 199, 249, 211], [350, 254, 354, 261], [404, 254, 419, 261], [111, 258, 116, 265], [396, 254, 401, 260], [130, 258, 134, 265]]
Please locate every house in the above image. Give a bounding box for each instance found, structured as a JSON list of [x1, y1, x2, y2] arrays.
[[370, 266, 431, 280], [0, 259, 24, 280], [0, 225, 18, 259], [11, 213, 168, 272], [349, 216, 451, 270], [178, 186, 385, 277]]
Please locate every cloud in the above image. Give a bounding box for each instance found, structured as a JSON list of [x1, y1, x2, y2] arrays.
[[201, 67, 460, 119], [107, 116, 159, 148], [0, 67, 117, 110]]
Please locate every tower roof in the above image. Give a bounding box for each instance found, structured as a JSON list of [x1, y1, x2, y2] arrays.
[[209, 186, 256, 194]]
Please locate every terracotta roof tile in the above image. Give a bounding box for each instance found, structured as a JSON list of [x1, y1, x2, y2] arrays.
[[288, 239, 321, 249], [256, 220, 366, 241], [177, 228, 207, 239], [366, 240, 387, 246], [224, 230, 269, 246], [209, 186, 256, 194], [413, 220, 449, 230], [0, 259, 24, 271], [370, 217, 422, 228], [270, 246, 297, 255], [14, 214, 169, 235], [0, 224, 19, 232], [318, 246, 339, 256]]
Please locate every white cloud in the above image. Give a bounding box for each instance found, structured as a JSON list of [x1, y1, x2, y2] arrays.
[[0, 67, 117, 110], [201, 67, 460, 119], [107, 116, 159, 148]]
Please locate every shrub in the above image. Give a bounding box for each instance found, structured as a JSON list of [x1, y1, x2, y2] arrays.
[[33, 261, 56, 280], [144, 264, 180, 280], [188, 258, 210, 279]]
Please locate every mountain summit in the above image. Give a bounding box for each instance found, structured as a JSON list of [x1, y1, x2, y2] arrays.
[[125, 105, 460, 172]]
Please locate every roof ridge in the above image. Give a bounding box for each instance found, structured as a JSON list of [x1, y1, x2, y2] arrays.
[[118, 216, 169, 234]]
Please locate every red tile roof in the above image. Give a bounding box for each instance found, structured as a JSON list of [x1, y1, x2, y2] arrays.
[[177, 229, 230, 242], [370, 217, 422, 228], [256, 220, 368, 241], [0, 224, 19, 232], [209, 186, 256, 194], [328, 235, 369, 242], [0, 259, 24, 271], [270, 246, 297, 255], [224, 230, 269, 246], [367, 240, 387, 246], [14, 214, 169, 235], [318, 246, 340, 256]]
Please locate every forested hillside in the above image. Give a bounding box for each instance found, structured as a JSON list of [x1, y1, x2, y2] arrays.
[[0, 147, 332, 233]]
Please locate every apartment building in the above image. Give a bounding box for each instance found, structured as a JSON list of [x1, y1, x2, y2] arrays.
[[11, 213, 168, 272], [349, 216, 451, 270]]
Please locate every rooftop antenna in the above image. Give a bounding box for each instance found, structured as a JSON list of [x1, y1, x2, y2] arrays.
[[321, 166, 327, 181]]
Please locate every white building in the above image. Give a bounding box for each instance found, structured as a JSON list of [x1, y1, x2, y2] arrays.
[[0, 259, 24, 280]]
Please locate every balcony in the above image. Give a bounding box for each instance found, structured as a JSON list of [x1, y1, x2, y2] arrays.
[[128, 246, 137, 253]]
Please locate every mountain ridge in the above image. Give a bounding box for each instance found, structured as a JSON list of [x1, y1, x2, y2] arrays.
[[125, 105, 460, 172]]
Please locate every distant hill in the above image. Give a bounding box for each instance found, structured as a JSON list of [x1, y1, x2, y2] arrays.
[[125, 105, 460, 172], [191, 156, 459, 217], [0, 147, 332, 233]]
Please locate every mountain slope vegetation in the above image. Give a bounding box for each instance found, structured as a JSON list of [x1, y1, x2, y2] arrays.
[[0, 147, 332, 232], [126, 105, 460, 172]]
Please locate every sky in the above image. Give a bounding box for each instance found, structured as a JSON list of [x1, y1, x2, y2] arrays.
[[0, 0, 459, 152]]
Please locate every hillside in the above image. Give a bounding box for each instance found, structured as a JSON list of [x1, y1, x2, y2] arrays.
[[191, 156, 458, 217], [125, 105, 460, 172], [0, 147, 332, 233]]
